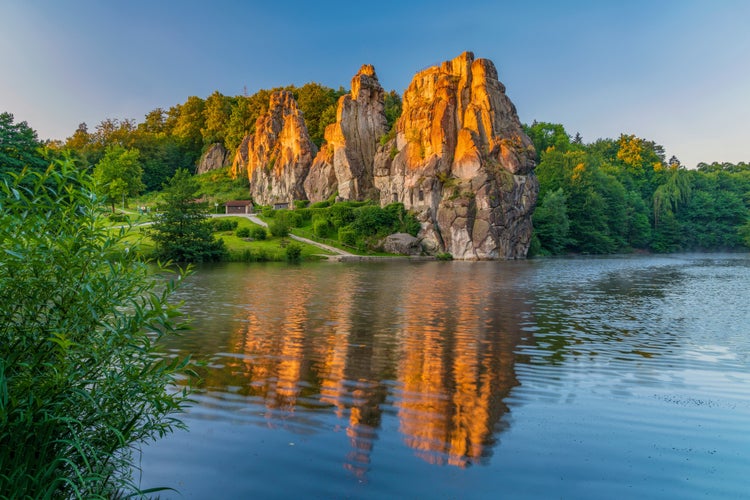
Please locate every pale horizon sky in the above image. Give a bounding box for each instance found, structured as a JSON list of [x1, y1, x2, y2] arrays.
[[2, 0, 748, 168]]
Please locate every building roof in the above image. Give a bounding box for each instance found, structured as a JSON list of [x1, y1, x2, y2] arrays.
[[224, 200, 254, 206]]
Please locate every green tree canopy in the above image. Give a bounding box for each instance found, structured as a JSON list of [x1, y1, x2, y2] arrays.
[[293, 82, 345, 148], [533, 187, 571, 255], [523, 121, 572, 161], [384, 90, 403, 132], [0, 111, 48, 177], [201, 91, 234, 146], [93, 145, 145, 212]]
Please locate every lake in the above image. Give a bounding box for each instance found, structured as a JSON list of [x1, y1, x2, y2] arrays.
[[138, 254, 750, 499]]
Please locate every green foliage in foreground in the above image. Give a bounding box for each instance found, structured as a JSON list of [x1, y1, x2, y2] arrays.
[[0, 163, 190, 498]]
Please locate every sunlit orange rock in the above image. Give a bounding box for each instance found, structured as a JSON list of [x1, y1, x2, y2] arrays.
[[374, 52, 538, 259], [305, 64, 388, 202], [232, 90, 317, 206]]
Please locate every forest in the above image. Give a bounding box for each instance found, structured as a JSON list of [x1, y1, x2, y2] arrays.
[[525, 122, 750, 254], [1, 81, 749, 255]]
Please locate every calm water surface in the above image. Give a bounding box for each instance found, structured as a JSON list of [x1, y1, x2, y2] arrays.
[[139, 255, 750, 499]]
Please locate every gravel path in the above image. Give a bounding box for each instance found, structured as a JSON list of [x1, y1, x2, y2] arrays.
[[245, 214, 354, 257]]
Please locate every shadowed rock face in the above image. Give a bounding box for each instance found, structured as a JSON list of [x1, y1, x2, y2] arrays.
[[196, 143, 230, 174], [304, 65, 388, 202], [231, 90, 317, 206], [373, 52, 538, 259], [230, 53, 537, 259]]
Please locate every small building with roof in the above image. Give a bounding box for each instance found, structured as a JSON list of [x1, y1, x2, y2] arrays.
[[224, 200, 254, 214]]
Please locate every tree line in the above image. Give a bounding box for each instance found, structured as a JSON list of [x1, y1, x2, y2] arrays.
[[52, 84, 402, 195], [525, 122, 750, 254], [2, 108, 748, 254]]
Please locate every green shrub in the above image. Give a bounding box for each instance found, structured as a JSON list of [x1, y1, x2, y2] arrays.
[[269, 220, 290, 238], [251, 226, 268, 240], [278, 210, 302, 228], [285, 242, 302, 263], [296, 207, 313, 223], [329, 203, 356, 229], [294, 199, 309, 209], [0, 163, 189, 497], [338, 226, 358, 247], [310, 200, 330, 209], [352, 205, 392, 235], [108, 212, 127, 223], [313, 217, 331, 238], [211, 217, 238, 231], [436, 252, 453, 261], [236, 227, 251, 238], [261, 206, 275, 218]]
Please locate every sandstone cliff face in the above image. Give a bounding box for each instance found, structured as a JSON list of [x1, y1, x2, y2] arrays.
[[373, 52, 538, 259], [233, 90, 316, 205], [304, 65, 388, 202], [229, 53, 537, 259], [196, 142, 231, 174]]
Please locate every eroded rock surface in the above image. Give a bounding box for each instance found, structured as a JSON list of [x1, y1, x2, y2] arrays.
[[229, 53, 537, 259], [233, 90, 317, 205], [373, 52, 538, 259], [196, 143, 230, 174], [305, 65, 388, 202]]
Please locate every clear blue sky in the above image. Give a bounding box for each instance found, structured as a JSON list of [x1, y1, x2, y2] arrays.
[[2, 0, 748, 167]]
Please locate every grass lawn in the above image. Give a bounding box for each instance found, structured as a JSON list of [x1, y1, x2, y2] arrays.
[[216, 217, 330, 262]]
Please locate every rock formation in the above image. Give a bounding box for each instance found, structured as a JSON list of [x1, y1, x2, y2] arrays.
[[304, 65, 388, 202], [230, 53, 538, 259], [373, 52, 538, 259], [232, 90, 317, 205], [196, 142, 231, 174]]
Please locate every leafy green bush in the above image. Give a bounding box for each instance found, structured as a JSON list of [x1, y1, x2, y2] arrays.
[[236, 226, 251, 238], [261, 206, 275, 218], [352, 205, 392, 235], [108, 212, 128, 223], [268, 219, 290, 238], [285, 242, 302, 263], [294, 199, 309, 209], [338, 226, 358, 247], [313, 217, 331, 238], [295, 207, 313, 223], [329, 203, 356, 229], [212, 218, 239, 231], [310, 200, 330, 209], [251, 226, 268, 240], [0, 163, 190, 497], [278, 210, 302, 228]]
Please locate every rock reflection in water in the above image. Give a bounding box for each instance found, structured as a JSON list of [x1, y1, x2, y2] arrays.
[[174, 262, 531, 477]]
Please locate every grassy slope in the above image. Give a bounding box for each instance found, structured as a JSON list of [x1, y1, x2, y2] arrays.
[[109, 215, 329, 262]]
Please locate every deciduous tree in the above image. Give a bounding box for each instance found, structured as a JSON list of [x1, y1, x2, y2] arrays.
[[93, 145, 145, 212]]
